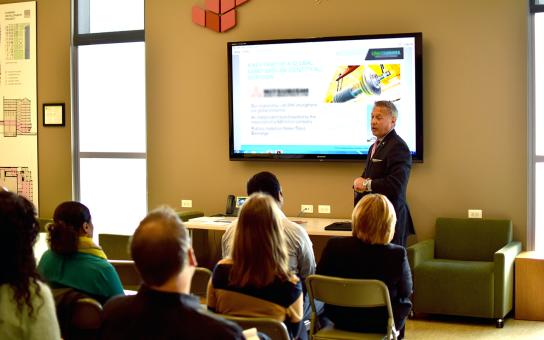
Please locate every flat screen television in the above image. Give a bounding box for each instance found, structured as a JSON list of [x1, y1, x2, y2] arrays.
[[228, 32, 423, 161]]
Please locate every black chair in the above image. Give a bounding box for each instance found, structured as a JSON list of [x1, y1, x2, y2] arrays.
[[53, 288, 103, 340], [220, 314, 290, 340], [191, 267, 212, 304]]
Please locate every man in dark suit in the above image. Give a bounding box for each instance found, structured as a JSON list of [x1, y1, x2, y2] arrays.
[[353, 100, 415, 246]]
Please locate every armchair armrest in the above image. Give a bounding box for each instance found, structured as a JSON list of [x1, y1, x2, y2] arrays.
[[407, 239, 435, 271], [493, 241, 522, 318]]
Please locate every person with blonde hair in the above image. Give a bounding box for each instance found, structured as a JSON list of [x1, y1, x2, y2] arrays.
[[208, 192, 304, 339], [317, 193, 412, 338]]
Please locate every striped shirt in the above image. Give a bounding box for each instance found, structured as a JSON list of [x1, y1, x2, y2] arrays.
[[207, 259, 303, 336]]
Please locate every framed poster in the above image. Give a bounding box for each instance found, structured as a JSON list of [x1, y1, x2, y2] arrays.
[[43, 103, 65, 126], [0, 2, 38, 208]]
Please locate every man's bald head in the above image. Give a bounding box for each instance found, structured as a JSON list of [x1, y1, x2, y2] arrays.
[[130, 207, 191, 286]]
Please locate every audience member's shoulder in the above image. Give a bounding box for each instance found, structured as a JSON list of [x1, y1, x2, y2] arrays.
[[225, 219, 238, 232], [37, 249, 57, 264], [212, 259, 233, 287], [327, 235, 357, 247], [288, 274, 301, 285], [35, 280, 55, 300], [76, 252, 111, 265], [86, 255, 120, 274], [193, 309, 244, 339], [283, 216, 303, 229], [103, 293, 136, 316], [216, 258, 233, 266], [386, 243, 408, 256]]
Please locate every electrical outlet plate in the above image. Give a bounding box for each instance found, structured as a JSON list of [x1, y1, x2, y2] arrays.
[[318, 205, 331, 214], [181, 200, 193, 208], [468, 209, 482, 218], [301, 204, 313, 213]]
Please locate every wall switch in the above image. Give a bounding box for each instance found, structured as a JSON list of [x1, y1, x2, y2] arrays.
[[301, 204, 313, 213], [181, 200, 193, 208], [468, 209, 482, 218], [318, 205, 331, 214]]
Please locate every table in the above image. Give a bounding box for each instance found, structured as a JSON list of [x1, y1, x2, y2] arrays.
[[185, 216, 352, 236], [185, 216, 352, 269], [515, 251, 544, 321]]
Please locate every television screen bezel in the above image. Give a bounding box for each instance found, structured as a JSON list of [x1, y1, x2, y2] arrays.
[[228, 32, 423, 162]]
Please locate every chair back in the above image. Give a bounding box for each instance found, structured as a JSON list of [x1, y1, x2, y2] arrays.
[[306, 274, 397, 339], [71, 298, 103, 330], [38, 217, 53, 232], [108, 260, 142, 291], [307, 275, 391, 308], [435, 218, 512, 261], [99, 233, 131, 260], [176, 210, 205, 221], [191, 267, 212, 303], [53, 288, 102, 340], [221, 314, 290, 340]]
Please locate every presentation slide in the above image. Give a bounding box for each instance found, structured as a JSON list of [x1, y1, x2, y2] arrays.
[[230, 35, 418, 157]]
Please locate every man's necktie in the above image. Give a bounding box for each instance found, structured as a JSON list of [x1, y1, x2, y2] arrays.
[[370, 140, 380, 159]]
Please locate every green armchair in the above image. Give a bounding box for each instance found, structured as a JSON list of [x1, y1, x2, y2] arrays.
[[407, 218, 521, 327]]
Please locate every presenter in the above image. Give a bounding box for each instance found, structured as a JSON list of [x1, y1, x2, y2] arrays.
[[353, 100, 414, 246]]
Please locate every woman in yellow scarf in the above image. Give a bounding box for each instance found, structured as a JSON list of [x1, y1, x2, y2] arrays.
[[38, 201, 124, 304]]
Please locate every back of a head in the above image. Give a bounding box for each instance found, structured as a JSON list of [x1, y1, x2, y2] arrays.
[[49, 201, 91, 255], [131, 206, 191, 287], [352, 194, 397, 245], [230, 193, 289, 287], [246, 171, 281, 202], [0, 191, 41, 312]]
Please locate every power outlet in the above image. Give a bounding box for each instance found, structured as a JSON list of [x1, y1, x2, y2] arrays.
[[318, 205, 331, 214], [181, 200, 193, 208], [468, 209, 482, 218], [301, 204, 313, 213]]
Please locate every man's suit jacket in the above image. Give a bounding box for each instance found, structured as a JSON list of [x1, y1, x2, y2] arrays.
[[316, 236, 413, 332], [355, 129, 415, 246]]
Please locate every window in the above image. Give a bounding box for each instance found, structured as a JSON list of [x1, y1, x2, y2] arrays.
[[530, 1, 544, 250], [73, 0, 146, 239], [77, 0, 144, 34]]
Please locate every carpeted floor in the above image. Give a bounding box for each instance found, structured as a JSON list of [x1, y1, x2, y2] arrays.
[[405, 315, 544, 339]]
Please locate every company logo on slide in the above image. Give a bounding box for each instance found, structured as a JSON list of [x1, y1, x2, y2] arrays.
[[192, 0, 250, 33]]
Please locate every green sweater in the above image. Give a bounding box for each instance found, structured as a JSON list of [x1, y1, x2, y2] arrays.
[[38, 251, 124, 303]]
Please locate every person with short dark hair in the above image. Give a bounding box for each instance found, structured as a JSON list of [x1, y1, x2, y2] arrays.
[[317, 194, 412, 338], [209, 193, 304, 339], [38, 201, 124, 304], [0, 191, 60, 339], [101, 206, 244, 340], [353, 100, 415, 247]]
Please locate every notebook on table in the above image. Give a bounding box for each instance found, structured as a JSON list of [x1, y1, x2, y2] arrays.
[[324, 221, 352, 231]]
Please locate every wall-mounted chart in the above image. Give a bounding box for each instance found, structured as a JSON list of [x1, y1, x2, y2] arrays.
[[0, 1, 37, 207]]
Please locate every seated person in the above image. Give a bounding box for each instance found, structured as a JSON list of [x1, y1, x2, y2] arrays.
[[222, 172, 315, 278], [222, 171, 317, 320], [316, 194, 412, 338], [101, 206, 244, 339], [209, 193, 304, 339], [0, 190, 60, 339], [38, 201, 124, 303]]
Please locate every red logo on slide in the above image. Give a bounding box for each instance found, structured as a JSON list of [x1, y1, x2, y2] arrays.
[[192, 0, 250, 33]]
